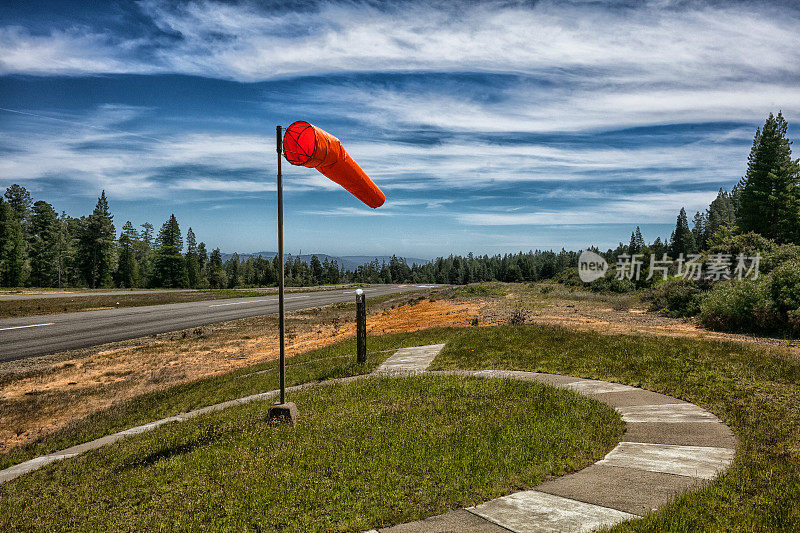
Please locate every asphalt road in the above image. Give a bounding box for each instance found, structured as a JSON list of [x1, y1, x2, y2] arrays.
[[0, 284, 437, 362], [0, 289, 198, 301]]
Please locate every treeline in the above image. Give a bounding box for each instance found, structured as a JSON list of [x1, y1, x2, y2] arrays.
[[636, 112, 800, 335], [2, 111, 796, 295], [0, 184, 580, 288]]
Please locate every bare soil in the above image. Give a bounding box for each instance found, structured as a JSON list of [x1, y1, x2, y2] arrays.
[[0, 291, 477, 451], [2, 282, 796, 453]]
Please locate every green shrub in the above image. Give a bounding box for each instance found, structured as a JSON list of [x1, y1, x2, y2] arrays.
[[553, 267, 585, 287], [589, 274, 636, 293], [699, 279, 778, 333], [766, 260, 800, 314], [645, 278, 702, 317], [707, 231, 775, 257], [788, 309, 800, 336]]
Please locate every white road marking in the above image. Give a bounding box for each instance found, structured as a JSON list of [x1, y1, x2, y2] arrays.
[[0, 322, 55, 332], [208, 299, 273, 307], [207, 295, 310, 308]]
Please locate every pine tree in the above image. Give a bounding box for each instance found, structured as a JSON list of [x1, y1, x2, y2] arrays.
[[59, 213, 82, 287], [670, 207, 696, 257], [135, 222, 154, 285], [185, 227, 200, 288], [28, 201, 60, 287], [207, 248, 227, 289], [309, 255, 323, 285], [78, 191, 116, 288], [152, 214, 188, 288], [705, 188, 736, 243], [116, 221, 140, 288], [4, 184, 33, 236], [226, 253, 240, 288], [736, 112, 800, 243], [628, 231, 637, 254], [691, 211, 706, 251], [196, 242, 209, 287], [634, 227, 645, 251], [0, 199, 28, 286]]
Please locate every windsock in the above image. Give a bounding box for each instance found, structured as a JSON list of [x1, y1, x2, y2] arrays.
[[282, 121, 385, 208]]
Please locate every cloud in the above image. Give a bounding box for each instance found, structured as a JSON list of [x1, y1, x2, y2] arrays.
[[456, 191, 721, 226], [301, 206, 394, 217], [2, 0, 795, 246], [1, 1, 798, 87]]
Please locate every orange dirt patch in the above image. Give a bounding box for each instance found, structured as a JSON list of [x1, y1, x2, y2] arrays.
[[0, 298, 478, 451]]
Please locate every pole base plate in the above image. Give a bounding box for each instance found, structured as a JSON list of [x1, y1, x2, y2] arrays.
[[268, 402, 299, 424]]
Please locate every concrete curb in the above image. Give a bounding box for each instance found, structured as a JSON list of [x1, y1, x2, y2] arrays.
[[0, 345, 737, 533]]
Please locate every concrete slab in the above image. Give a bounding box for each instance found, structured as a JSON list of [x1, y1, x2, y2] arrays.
[[616, 403, 720, 423], [524, 372, 585, 387], [375, 344, 446, 374], [0, 452, 79, 483], [461, 370, 583, 385], [623, 422, 736, 448], [535, 464, 706, 516], [597, 442, 735, 480], [469, 490, 636, 533], [379, 509, 512, 532], [591, 389, 686, 408], [564, 380, 638, 395]]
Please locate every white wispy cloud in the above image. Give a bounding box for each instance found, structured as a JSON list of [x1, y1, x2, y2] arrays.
[[1, 1, 798, 87], [456, 191, 721, 226], [0, 101, 752, 202]]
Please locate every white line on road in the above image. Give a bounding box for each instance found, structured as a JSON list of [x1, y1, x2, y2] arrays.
[[207, 295, 309, 308], [208, 299, 274, 307], [0, 322, 55, 332]]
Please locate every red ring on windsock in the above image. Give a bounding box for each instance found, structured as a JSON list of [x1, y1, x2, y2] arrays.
[[282, 121, 385, 208]]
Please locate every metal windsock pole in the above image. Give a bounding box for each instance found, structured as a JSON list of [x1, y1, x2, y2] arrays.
[[269, 121, 385, 424], [276, 125, 285, 405], [268, 125, 298, 424]]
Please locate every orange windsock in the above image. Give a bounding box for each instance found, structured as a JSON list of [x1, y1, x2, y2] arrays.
[[282, 121, 385, 208]]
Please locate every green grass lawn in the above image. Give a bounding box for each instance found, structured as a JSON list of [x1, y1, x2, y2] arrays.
[[4, 322, 799, 530], [430, 325, 800, 531], [0, 329, 458, 470], [0, 375, 622, 532]]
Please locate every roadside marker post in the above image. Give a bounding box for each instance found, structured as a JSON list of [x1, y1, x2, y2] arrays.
[[356, 288, 367, 364], [268, 122, 385, 424]]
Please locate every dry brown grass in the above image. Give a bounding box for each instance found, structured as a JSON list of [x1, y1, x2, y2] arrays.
[[4, 281, 796, 453], [0, 293, 478, 451]]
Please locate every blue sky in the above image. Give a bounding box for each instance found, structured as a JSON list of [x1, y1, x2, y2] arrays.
[[1, 0, 799, 258]]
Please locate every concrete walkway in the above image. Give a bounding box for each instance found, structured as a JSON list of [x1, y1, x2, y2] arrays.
[[372, 348, 736, 533], [0, 345, 736, 533]]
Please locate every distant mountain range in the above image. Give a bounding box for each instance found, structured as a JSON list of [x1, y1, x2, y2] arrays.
[[219, 252, 431, 271]]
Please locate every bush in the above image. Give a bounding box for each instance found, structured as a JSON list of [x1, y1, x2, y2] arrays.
[[788, 309, 800, 336], [766, 260, 800, 314], [553, 267, 585, 288], [699, 280, 779, 333], [645, 278, 702, 317], [707, 231, 775, 257], [589, 274, 636, 293], [763, 246, 800, 276]]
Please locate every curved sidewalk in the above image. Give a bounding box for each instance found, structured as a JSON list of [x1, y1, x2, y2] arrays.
[[1, 345, 736, 533], [373, 346, 736, 532]]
